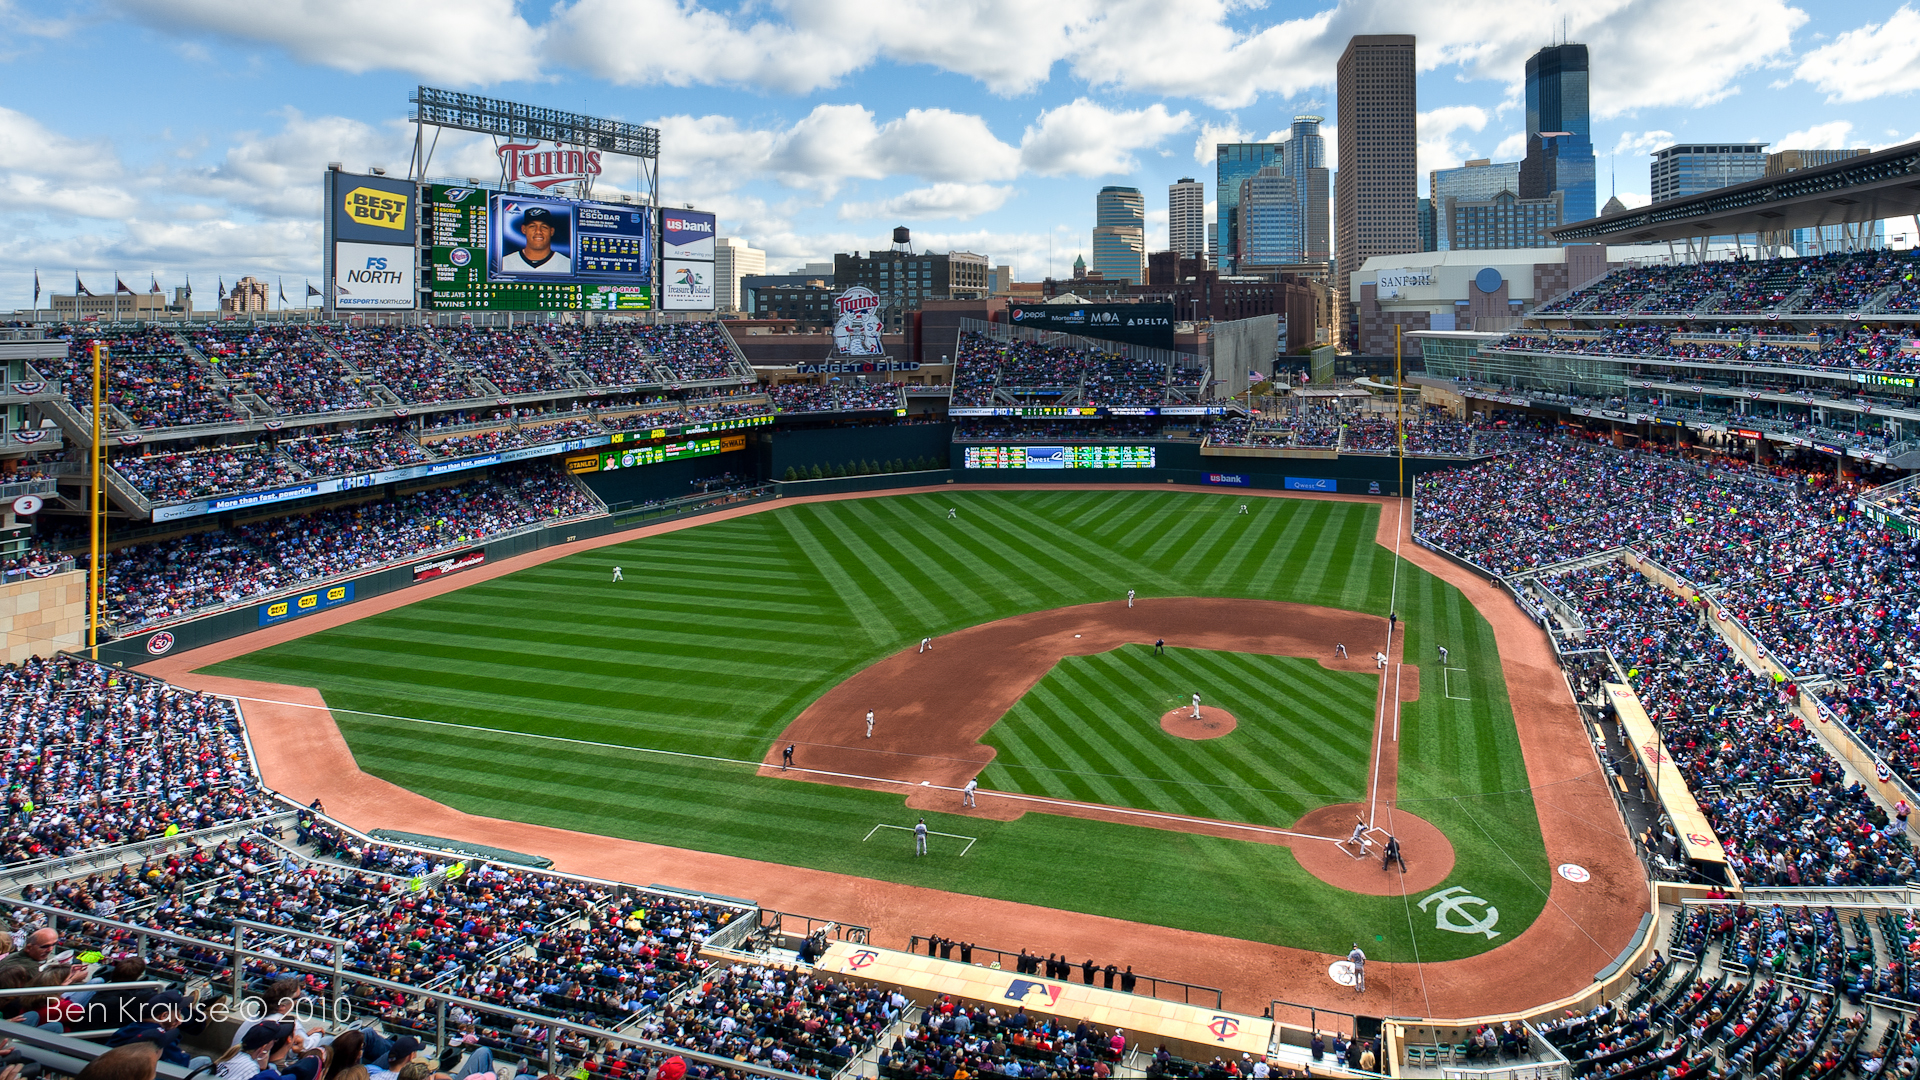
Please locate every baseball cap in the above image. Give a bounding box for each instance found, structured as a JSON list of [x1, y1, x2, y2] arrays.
[[243, 1022, 294, 1051], [387, 1036, 424, 1062], [522, 207, 558, 228], [146, 990, 188, 1014]]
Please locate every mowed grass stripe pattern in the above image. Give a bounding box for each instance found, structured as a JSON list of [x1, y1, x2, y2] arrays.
[[207, 491, 1549, 960], [980, 648, 1376, 825]]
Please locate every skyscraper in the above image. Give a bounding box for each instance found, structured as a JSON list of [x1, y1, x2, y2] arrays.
[[1092, 185, 1146, 284], [1281, 115, 1331, 263], [1217, 142, 1282, 273], [1430, 159, 1522, 251], [1649, 143, 1767, 202], [1520, 44, 1595, 224], [714, 235, 766, 313], [1237, 166, 1300, 267], [1335, 35, 1418, 307], [1169, 178, 1206, 258]]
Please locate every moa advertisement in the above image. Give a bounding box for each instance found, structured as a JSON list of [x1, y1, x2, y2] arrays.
[[1006, 302, 1174, 349], [662, 259, 715, 311], [832, 286, 885, 357]]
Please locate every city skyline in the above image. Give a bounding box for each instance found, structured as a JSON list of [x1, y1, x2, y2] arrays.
[[5, 0, 1919, 307]]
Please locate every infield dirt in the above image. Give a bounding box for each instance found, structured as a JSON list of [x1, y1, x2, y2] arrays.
[[143, 485, 1644, 1018]]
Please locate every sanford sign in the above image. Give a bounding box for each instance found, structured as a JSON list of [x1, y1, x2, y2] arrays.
[[497, 142, 604, 189]]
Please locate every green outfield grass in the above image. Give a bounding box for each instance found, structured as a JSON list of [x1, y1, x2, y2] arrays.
[[205, 490, 1552, 961]]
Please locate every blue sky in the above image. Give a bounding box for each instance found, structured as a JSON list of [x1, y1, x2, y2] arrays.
[[5, 0, 1920, 309]]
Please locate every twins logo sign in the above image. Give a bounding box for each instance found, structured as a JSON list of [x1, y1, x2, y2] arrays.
[[1418, 887, 1501, 938]]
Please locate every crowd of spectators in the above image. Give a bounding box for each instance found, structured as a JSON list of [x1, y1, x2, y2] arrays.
[[1535, 249, 1920, 317], [879, 998, 1130, 1080], [636, 963, 894, 1075], [54, 328, 243, 429], [310, 325, 479, 404], [424, 427, 528, 457], [432, 328, 576, 395], [0, 656, 276, 864], [98, 465, 603, 628], [534, 325, 671, 387], [952, 332, 1171, 407], [192, 326, 383, 416], [602, 397, 770, 435], [627, 323, 748, 384], [113, 445, 309, 503], [1490, 324, 1920, 377], [276, 427, 431, 477]]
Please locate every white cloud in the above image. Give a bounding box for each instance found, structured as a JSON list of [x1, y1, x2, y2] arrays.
[[838, 184, 1014, 221], [110, 0, 539, 84], [1795, 6, 1920, 104], [1612, 192, 1651, 210], [1417, 105, 1489, 174], [1775, 121, 1859, 151], [1020, 99, 1191, 177], [1193, 119, 1252, 165], [1492, 131, 1527, 161], [1611, 130, 1676, 158]]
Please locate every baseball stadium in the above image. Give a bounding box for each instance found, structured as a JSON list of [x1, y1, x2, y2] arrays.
[[4, 91, 1920, 1080]]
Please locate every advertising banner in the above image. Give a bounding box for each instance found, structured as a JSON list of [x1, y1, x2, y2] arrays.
[[566, 434, 746, 473], [661, 209, 717, 261], [1202, 473, 1250, 486], [1375, 267, 1434, 299], [258, 582, 355, 626], [328, 171, 416, 244], [333, 241, 416, 308], [662, 259, 715, 311], [414, 549, 486, 581], [962, 445, 1156, 469], [150, 435, 611, 523], [426, 184, 652, 311], [1006, 302, 1175, 349], [1284, 476, 1338, 491]]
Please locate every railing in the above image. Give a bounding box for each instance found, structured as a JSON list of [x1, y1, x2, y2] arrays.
[[15, 899, 815, 1080], [0, 477, 61, 498], [903, 936, 1222, 1008], [0, 811, 297, 892]]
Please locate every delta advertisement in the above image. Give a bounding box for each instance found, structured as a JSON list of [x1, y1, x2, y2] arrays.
[[661, 209, 717, 261], [258, 582, 355, 626], [1006, 302, 1174, 350]]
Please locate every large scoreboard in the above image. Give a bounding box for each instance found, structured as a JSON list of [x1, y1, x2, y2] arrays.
[[425, 184, 653, 311], [963, 445, 1157, 469]]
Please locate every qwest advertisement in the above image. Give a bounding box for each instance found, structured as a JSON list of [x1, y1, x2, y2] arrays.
[[333, 242, 415, 307], [661, 209, 717, 261]]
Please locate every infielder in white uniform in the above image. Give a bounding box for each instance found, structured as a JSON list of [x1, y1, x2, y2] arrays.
[[866, 710, 875, 738], [1126, 589, 1135, 608], [611, 566, 622, 582], [963, 779, 977, 807], [919, 637, 932, 653], [1335, 642, 1347, 658]]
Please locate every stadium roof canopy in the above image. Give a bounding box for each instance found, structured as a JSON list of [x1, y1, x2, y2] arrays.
[[1550, 139, 1920, 245]]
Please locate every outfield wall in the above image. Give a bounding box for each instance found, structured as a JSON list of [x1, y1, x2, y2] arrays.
[[766, 423, 955, 479], [950, 441, 1467, 495]]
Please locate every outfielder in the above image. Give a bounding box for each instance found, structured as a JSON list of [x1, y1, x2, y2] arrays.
[[1438, 645, 1449, 663], [947, 508, 956, 520], [611, 566, 623, 582], [1238, 504, 1248, 515]]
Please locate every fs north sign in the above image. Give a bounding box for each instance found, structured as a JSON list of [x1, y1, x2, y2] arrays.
[[498, 142, 604, 189]]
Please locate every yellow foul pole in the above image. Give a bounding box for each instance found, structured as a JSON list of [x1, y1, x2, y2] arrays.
[[1395, 324, 1405, 497], [89, 340, 103, 659]]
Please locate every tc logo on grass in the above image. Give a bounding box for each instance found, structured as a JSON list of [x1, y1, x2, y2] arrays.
[[1005, 980, 1063, 1007], [1418, 887, 1501, 938]]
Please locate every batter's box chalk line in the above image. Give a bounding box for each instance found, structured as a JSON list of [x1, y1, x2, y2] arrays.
[[1337, 826, 1390, 861], [1443, 666, 1471, 700], [864, 822, 979, 856]]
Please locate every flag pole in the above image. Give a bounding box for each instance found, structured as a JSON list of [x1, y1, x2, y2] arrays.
[[89, 340, 104, 660]]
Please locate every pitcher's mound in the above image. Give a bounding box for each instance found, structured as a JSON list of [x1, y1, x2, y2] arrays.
[[1160, 706, 1237, 740]]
